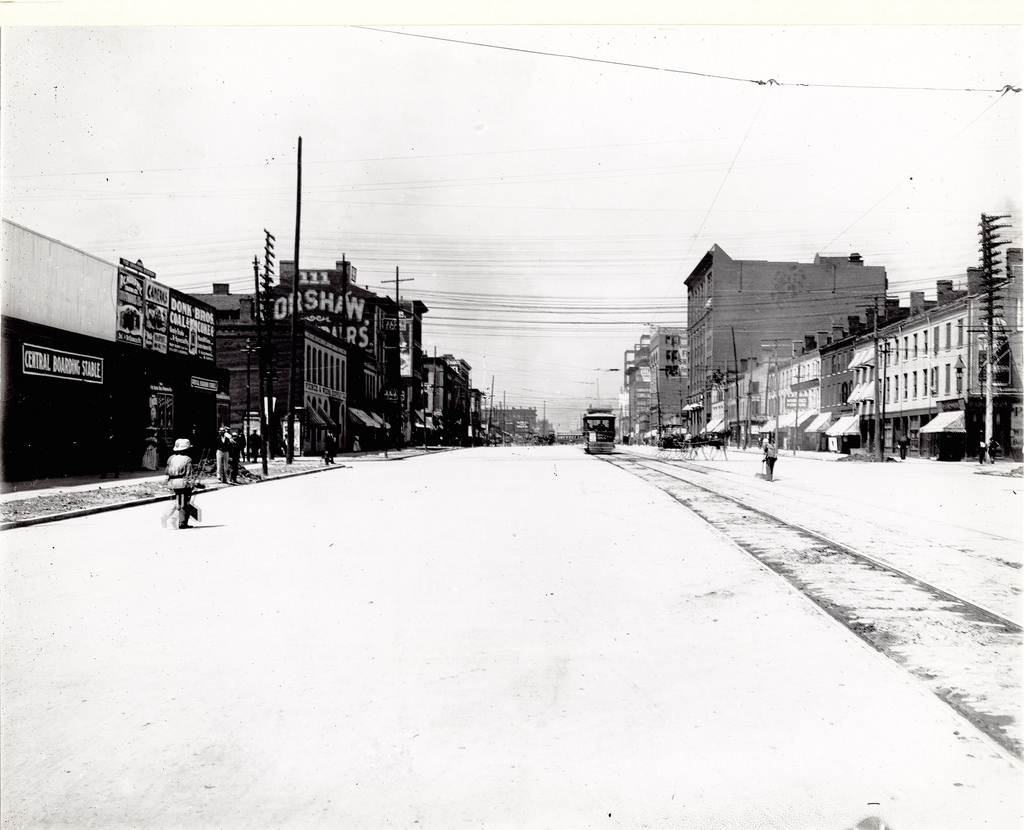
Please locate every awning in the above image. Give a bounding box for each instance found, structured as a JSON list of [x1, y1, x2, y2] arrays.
[[306, 406, 327, 427], [847, 382, 873, 403], [348, 408, 378, 428], [920, 410, 966, 434], [804, 412, 833, 433], [761, 418, 777, 433], [366, 411, 389, 430], [825, 415, 861, 436], [848, 346, 875, 369], [777, 410, 817, 429], [683, 403, 703, 412], [704, 418, 725, 434]]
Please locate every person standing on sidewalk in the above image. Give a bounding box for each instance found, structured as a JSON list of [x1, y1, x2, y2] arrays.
[[763, 434, 778, 482], [165, 438, 196, 529], [228, 429, 243, 483], [215, 428, 232, 483]]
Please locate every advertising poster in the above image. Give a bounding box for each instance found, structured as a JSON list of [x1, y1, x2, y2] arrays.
[[115, 264, 146, 346], [143, 278, 170, 354], [399, 313, 413, 377], [167, 288, 215, 362]]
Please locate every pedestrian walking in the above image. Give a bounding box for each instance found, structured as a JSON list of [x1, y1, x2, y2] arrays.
[[228, 429, 242, 483], [763, 434, 778, 482], [165, 438, 197, 529], [978, 440, 987, 465], [988, 438, 998, 464], [248, 430, 260, 462], [215, 427, 232, 483], [323, 430, 337, 465]]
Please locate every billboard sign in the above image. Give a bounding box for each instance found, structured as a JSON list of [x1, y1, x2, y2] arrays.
[[399, 313, 413, 377], [143, 278, 170, 354], [116, 259, 151, 346], [168, 289, 215, 362]]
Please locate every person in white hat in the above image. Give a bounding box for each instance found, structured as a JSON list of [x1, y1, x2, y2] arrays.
[[165, 438, 196, 529]]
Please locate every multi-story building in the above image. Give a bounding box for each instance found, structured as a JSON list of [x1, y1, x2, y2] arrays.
[[623, 335, 652, 442], [648, 327, 688, 433], [422, 353, 473, 446], [685, 245, 887, 434]]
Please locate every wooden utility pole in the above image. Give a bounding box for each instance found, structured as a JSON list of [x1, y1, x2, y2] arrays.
[[286, 136, 302, 464], [253, 256, 268, 476], [874, 296, 883, 461]]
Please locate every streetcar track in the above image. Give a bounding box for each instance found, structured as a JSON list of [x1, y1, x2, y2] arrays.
[[603, 452, 1023, 759]]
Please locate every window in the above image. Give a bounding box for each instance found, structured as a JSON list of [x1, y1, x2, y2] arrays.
[[904, 337, 909, 360], [892, 338, 899, 365], [923, 330, 928, 355], [933, 327, 939, 355], [957, 319, 964, 347], [893, 375, 899, 400], [913, 334, 918, 358], [903, 373, 908, 400], [946, 322, 952, 350], [944, 363, 951, 394], [913, 372, 918, 398]]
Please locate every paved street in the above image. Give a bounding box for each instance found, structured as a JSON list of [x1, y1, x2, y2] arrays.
[[2, 446, 1021, 829]]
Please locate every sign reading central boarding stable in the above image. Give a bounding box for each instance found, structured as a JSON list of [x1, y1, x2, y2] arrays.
[[23, 344, 104, 383]]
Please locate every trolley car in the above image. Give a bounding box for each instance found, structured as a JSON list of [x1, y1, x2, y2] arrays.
[[582, 408, 616, 454]]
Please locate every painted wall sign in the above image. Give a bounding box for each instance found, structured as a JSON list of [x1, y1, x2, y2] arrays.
[[272, 268, 375, 353], [23, 343, 104, 383], [399, 313, 413, 377]]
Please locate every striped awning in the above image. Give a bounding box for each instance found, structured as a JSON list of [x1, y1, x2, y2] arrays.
[[348, 408, 378, 428], [704, 418, 725, 434], [919, 410, 966, 434], [825, 415, 861, 436], [777, 410, 817, 429], [804, 412, 833, 433], [848, 346, 875, 369]]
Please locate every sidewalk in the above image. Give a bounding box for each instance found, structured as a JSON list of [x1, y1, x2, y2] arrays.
[[0, 448, 441, 529]]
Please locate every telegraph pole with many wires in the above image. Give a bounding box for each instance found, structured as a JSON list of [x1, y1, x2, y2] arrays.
[[979, 213, 1012, 454]]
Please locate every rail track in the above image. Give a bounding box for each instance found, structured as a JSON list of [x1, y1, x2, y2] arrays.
[[603, 451, 1023, 760]]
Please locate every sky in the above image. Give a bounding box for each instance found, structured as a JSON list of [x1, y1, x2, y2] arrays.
[[2, 18, 1022, 432]]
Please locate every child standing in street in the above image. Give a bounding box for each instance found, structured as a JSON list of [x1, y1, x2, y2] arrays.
[[165, 438, 196, 529]]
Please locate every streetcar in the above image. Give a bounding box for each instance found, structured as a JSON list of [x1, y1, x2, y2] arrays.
[[582, 408, 616, 454]]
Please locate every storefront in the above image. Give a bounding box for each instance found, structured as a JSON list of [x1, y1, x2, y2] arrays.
[[1, 221, 224, 481]]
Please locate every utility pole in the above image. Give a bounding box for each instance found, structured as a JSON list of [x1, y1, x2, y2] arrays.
[[731, 326, 741, 448], [979, 213, 1011, 456], [286, 137, 302, 464], [487, 376, 494, 445], [253, 256, 269, 476], [793, 362, 801, 456], [389, 266, 414, 450], [873, 296, 883, 461]]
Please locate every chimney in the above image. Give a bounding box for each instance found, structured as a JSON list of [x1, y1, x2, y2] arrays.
[[848, 252, 863, 264], [884, 297, 901, 319], [935, 280, 954, 305], [847, 315, 861, 336], [804, 334, 817, 352], [865, 306, 876, 329], [832, 325, 844, 343], [817, 331, 829, 348], [967, 267, 984, 295], [212, 283, 230, 295], [910, 291, 925, 314]]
